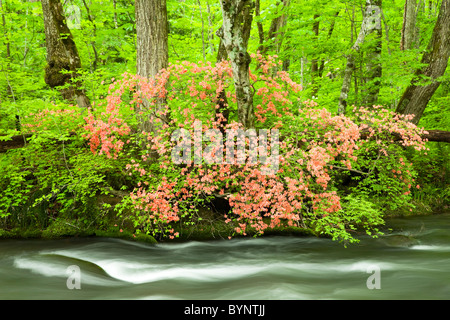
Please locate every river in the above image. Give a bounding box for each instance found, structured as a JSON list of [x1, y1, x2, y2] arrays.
[[0, 213, 449, 300]]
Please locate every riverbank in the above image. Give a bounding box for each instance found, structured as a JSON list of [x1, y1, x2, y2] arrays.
[[0, 226, 158, 243], [1, 199, 447, 244], [1, 175, 447, 244], [0, 213, 316, 244]]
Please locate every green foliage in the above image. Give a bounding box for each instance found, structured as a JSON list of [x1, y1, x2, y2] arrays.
[[0, 101, 133, 233], [350, 143, 418, 212], [314, 194, 384, 243], [0, 152, 34, 218]]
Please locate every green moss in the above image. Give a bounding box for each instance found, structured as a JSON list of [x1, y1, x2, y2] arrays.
[[41, 218, 82, 239], [0, 229, 9, 238], [0, 227, 42, 239], [133, 233, 158, 244], [20, 229, 43, 239], [0, 210, 157, 244], [92, 229, 157, 244], [0, 229, 14, 238]]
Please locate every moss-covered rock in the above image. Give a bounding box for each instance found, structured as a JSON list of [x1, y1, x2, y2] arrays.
[[20, 229, 43, 239], [0, 228, 42, 239], [41, 218, 83, 239]]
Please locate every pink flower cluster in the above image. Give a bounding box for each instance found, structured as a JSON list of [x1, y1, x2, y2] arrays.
[[83, 107, 130, 159], [84, 56, 428, 240]]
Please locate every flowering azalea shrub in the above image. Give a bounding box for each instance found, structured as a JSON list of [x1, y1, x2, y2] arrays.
[[84, 55, 428, 243]]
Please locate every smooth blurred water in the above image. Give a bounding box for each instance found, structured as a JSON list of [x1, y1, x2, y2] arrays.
[[0, 213, 449, 300]]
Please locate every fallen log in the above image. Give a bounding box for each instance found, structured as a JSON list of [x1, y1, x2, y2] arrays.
[[421, 130, 450, 143], [0, 134, 33, 153], [358, 128, 450, 144]]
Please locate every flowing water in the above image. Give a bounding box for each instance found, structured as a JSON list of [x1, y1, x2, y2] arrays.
[[0, 213, 449, 300]]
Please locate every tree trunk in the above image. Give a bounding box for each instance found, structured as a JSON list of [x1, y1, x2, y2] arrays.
[[395, 0, 450, 125], [219, 0, 255, 129], [310, 13, 320, 97], [401, 0, 418, 50], [113, 0, 119, 29], [197, 0, 206, 61], [41, 0, 91, 109], [255, 0, 264, 53], [257, 0, 290, 59], [267, 0, 290, 55], [1, 0, 13, 101], [363, 0, 382, 107], [206, 0, 215, 54], [135, 0, 169, 137], [215, 8, 254, 131], [136, 0, 169, 80], [338, 0, 382, 114], [216, 30, 228, 62], [318, 11, 339, 78], [81, 0, 99, 71]]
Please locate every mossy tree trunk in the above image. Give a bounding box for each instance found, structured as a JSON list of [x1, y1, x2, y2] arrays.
[[338, 0, 382, 114], [41, 0, 91, 109], [395, 0, 450, 125], [219, 0, 255, 129]]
